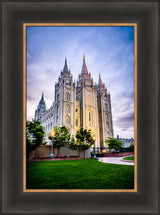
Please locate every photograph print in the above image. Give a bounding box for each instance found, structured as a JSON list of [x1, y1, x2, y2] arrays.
[[25, 24, 136, 191]]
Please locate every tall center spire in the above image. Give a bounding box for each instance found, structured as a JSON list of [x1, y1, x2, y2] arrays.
[[81, 54, 88, 75]]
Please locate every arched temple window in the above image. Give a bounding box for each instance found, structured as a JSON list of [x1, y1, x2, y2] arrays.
[[76, 118, 78, 127], [89, 112, 91, 121], [107, 132, 110, 138], [66, 115, 70, 124], [66, 93, 70, 101], [105, 103, 108, 111], [88, 110, 92, 126], [66, 104, 70, 113], [106, 122, 109, 129]]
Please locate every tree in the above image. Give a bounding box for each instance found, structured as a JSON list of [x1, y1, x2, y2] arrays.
[[105, 137, 124, 152], [128, 142, 134, 152], [69, 135, 77, 150], [75, 127, 94, 159], [52, 126, 70, 156], [26, 120, 45, 158]]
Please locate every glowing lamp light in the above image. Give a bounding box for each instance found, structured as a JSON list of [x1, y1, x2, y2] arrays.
[[50, 130, 55, 138], [102, 149, 107, 153], [50, 129, 55, 159]]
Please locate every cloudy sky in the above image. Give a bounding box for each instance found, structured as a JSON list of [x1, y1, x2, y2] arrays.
[[27, 26, 134, 138]]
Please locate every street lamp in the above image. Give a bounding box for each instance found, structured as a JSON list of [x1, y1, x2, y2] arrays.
[[50, 130, 55, 159], [93, 135, 96, 159]]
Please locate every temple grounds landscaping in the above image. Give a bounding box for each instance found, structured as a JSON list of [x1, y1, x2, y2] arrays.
[[26, 159, 134, 189], [123, 156, 134, 161]]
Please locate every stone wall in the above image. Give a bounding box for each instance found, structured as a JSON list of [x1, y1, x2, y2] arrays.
[[28, 145, 91, 159]]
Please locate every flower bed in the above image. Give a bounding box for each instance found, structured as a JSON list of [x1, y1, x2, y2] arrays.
[[27, 157, 86, 161], [103, 152, 134, 157]]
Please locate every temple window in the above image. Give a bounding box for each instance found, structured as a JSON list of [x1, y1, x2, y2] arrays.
[[66, 104, 70, 112], [106, 122, 109, 129], [76, 118, 78, 127], [105, 104, 108, 111], [57, 94, 59, 102], [66, 93, 70, 101], [89, 112, 91, 121], [66, 115, 70, 124], [107, 132, 110, 138], [88, 110, 92, 126]]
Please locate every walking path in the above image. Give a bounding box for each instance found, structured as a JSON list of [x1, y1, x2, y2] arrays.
[[98, 156, 134, 166]]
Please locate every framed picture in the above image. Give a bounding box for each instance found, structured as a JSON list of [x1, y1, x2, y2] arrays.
[[24, 23, 137, 192], [1, 1, 158, 214]]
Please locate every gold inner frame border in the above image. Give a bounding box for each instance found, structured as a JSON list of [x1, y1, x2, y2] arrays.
[[23, 23, 137, 193]]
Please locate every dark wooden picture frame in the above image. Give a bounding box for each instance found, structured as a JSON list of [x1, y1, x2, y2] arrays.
[[1, 1, 159, 214]]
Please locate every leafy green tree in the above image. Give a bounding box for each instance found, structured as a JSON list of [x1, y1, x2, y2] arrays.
[[26, 120, 45, 158], [105, 137, 124, 152], [75, 127, 94, 159], [69, 135, 77, 150], [128, 142, 134, 152], [52, 126, 71, 156]]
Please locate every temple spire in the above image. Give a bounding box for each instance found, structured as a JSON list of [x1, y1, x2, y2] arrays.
[[98, 73, 107, 93], [41, 92, 44, 101], [99, 73, 103, 87], [39, 92, 45, 105], [81, 54, 88, 75], [63, 58, 69, 73]]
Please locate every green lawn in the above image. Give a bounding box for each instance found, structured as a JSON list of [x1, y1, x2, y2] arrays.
[[26, 159, 134, 189], [123, 156, 134, 161]]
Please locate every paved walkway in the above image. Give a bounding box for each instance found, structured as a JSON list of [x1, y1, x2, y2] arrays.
[[98, 156, 134, 166]]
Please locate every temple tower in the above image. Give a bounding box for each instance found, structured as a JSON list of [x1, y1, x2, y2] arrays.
[[76, 55, 99, 147], [54, 58, 76, 135], [97, 73, 114, 148]]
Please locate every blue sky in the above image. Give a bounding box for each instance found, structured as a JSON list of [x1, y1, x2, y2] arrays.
[[27, 26, 134, 138]]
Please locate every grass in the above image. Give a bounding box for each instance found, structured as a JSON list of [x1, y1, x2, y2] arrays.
[[26, 159, 134, 189], [123, 156, 134, 161]]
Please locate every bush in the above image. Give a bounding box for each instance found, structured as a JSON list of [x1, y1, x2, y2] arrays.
[[91, 152, 104, 157], [26, 120, 45, 158], [105, 138, 124, 152]]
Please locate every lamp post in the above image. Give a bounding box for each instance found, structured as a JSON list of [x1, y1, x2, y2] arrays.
[[50, 130, 55, 159], [93, 135, 96, 159]]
